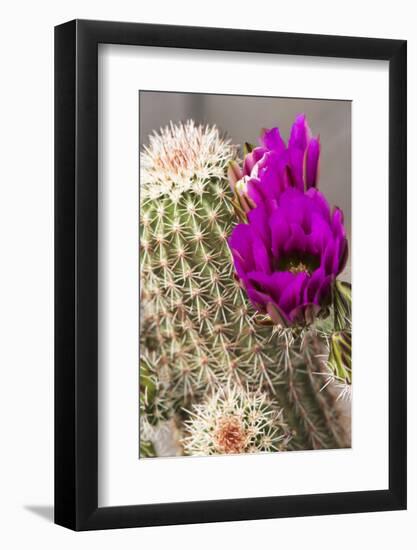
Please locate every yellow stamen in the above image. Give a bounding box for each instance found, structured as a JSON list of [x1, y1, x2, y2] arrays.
[[288, 261, 309, 274]]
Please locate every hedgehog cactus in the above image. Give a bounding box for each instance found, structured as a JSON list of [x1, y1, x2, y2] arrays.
[[182, 385, 292, 456], [140, 119, 351, 457]]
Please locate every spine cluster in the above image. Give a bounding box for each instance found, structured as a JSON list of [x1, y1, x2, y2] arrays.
[[182, 385, 292, 456]]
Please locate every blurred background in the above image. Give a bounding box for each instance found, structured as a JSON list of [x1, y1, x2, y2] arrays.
[[140, 91, 351, 282]]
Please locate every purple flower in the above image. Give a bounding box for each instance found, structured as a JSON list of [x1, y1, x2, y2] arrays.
[[228, 114, 321, 216], [228, 116, 347, 326]]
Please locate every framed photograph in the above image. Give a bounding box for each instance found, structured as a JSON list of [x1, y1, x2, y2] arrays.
[[55, 19, 407, 530]]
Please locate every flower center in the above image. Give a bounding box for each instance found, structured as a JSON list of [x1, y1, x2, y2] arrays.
[[277, 253, 320, 275], [214, 415, 247, 454]]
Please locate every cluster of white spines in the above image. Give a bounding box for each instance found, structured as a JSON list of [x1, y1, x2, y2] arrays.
[[141, 120, 235, 201], [182, 385, 291, 456]]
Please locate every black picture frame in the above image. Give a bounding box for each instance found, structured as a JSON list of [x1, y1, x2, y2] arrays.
[[55, 19, 407, 531]]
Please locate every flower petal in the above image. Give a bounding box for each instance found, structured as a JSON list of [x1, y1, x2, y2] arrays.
[[322, 240, 339, 275], [247, 205, 271, 249], [313, 274, 332, 306], [332, 207, 346, 239], [228, 161, 243, 191], [246, 285, 272, 310], [306, 188, 331, 221], [228, 224, 254, 275], [284, 223, 308, 256], [270, 210, 290, 257], [288, 114, 311, 151], [304, 267, 326, 303], [288, 147, 306, 191], [246, 271, 293, 305], [252, 231, 271, 274], [246, 177, 268, 209], [260, 127, 286, 154], [243, 147, 267, 177], [310, 212, 333, 253], [279, 272, 308, 314], [337, 238, 349, 274], [305, 137, 320, 188], [267, 302, 289, 326]]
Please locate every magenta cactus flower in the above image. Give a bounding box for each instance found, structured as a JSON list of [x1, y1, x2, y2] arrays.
[[228, 115, 348, 326], [229, 114, 321, 215]]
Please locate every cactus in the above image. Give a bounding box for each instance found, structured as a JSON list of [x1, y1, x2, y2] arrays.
[[140, 120, 351, 457], [182, 385, 292, 456]]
